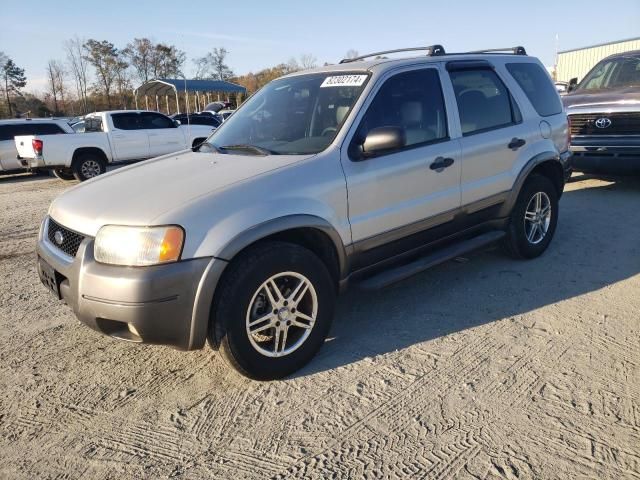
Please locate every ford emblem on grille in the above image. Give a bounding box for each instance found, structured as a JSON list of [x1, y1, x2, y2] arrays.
[[595, 117, 612, 129], [54, 230, 64, 245]]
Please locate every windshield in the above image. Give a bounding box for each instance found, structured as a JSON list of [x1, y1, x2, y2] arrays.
[[205, 72, 369, 155], [578, 55, 640, 91]]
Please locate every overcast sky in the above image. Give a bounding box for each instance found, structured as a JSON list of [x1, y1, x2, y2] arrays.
[[2, 0, 639, 93]]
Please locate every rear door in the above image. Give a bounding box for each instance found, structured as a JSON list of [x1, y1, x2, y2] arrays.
[[139, 112, 186, 157], [340, 66, 461, 268], [446, 62, 534, 208], [109, 113, 150, 161]]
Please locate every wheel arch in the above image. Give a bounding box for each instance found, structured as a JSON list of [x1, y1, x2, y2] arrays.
[[218, 215, 348, 284], [500, 152, 565, 217], [71, 147, 109, 166]]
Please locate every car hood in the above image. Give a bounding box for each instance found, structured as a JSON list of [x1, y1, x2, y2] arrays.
[[49, 151, 312, 236], [563, 86, 640, 109]]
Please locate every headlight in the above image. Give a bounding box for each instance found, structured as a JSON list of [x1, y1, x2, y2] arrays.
[[94, 225, 184, 266]]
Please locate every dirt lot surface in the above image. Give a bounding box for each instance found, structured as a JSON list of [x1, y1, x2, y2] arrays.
[[0, 172, 639, 479]]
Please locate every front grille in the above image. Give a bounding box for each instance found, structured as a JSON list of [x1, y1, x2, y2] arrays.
[[47, 218, 84, 257], [569, 112, 640, 136]]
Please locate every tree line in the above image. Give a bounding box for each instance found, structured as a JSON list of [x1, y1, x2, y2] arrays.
[[0, 38, 349, 119]]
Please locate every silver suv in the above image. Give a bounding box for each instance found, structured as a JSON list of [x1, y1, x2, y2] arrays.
[[37, 45, 571, 379]]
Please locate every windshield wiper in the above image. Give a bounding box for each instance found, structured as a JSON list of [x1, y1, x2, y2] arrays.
[[219, 144, 278, 156]]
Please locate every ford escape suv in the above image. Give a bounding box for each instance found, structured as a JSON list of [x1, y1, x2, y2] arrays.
[[37, 45, 570, 380]]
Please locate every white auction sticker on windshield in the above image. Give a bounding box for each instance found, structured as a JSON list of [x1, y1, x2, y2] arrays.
[[320, 75, 368, 88]]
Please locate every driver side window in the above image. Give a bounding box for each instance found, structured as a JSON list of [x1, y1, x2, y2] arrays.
[[354, 68, 448, 152]]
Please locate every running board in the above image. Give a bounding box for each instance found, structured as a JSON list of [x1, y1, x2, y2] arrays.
[[355, 231, 506, 290]]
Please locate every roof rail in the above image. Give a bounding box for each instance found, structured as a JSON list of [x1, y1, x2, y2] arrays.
[[466, 46, 527, 56], [339, 45, 446, 64]]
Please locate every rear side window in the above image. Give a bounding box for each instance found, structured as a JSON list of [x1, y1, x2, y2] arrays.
[[506, 63, 562, 117], [140, 112, 176, 129], [0, 126, 16, 141], [450, 69, 517, 136], [32, 123, 66, 135], [356, 68, 448, 151], [112, 113, 141, 130], [0, 123, 64, 140]]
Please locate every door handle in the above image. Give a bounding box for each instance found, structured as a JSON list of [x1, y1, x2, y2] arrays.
[[430, 156, 454, 171], [508, 137, 526, 150]]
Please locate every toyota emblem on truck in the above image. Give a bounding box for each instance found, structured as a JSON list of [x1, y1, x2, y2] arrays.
[[595, 117, 612, 129]]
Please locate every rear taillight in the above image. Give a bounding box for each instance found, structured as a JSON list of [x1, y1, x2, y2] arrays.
[[32, 139, 43, 156]]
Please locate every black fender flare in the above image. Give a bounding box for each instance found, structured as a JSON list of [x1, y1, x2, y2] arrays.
[[499, 151, 566, 217], [217, 214, 349, 278]]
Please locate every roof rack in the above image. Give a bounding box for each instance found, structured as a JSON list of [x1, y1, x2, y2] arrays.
[[466, 46, 527, 56], [339, 45, 446, 64]]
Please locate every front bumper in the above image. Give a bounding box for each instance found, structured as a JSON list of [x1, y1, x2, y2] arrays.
[[36, 218, 227, 350], [570, 136, 640, 173]]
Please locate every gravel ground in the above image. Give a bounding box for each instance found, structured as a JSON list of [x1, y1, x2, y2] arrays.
[[0, 172, 639, 479]]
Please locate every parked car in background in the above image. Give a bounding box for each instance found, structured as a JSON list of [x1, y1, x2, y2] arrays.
[[172, 112, 221, 128], [217, 109, 236, 121], [71, 120, 85, 133], [36, 45, 570, 379], [554, 81, 569, 94], [203, 101, 232, 113], [15, 110, 215, 181], [563, 50, 640, 173], [0, 119, 73, 174]]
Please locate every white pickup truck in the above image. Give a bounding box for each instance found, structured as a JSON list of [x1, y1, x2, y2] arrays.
[[15, 110, 215, 181]]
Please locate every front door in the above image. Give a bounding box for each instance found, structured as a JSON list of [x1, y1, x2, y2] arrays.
[[340, 66, 461, 265]]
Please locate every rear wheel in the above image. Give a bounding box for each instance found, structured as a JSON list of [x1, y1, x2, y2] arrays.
[[51, 167, 75, 181], [211, 241, 336, 380], [503, 174, 558, 259], [72, 154, 106, 181]]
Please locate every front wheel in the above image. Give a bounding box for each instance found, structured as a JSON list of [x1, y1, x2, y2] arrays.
[[211, 242, 336, 380], [503, 174, 559, 259], [72, 154, 106, 181]]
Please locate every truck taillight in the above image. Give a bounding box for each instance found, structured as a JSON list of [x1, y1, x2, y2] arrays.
[[32, 139, 43, 156]]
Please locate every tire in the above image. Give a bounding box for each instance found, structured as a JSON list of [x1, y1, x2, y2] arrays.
[[51, 168, 76, 181], [192, 138, 206, 151], [503, 174, 559, 259], [211, 241, 336, 380], [72, 154, 106, 181]]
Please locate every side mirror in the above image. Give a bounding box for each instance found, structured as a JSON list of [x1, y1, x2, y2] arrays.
[[567, 77, 578, 92], [354, 126, 406, 160]]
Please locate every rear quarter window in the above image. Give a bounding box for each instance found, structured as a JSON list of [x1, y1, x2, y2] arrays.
[[506, 63, 563, 117]]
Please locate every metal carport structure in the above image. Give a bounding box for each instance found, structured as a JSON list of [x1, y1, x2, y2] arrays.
[[134, 78, 247, 114]]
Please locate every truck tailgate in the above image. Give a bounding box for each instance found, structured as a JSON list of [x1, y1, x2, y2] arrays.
[[15, 135, 37, 159]]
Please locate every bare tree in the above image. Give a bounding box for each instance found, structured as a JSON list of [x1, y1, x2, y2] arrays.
[[193, 47, 234, 81], [299, 54, 318, 70], [46, 60, 67, 114], [65, 37, 90, 113]]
